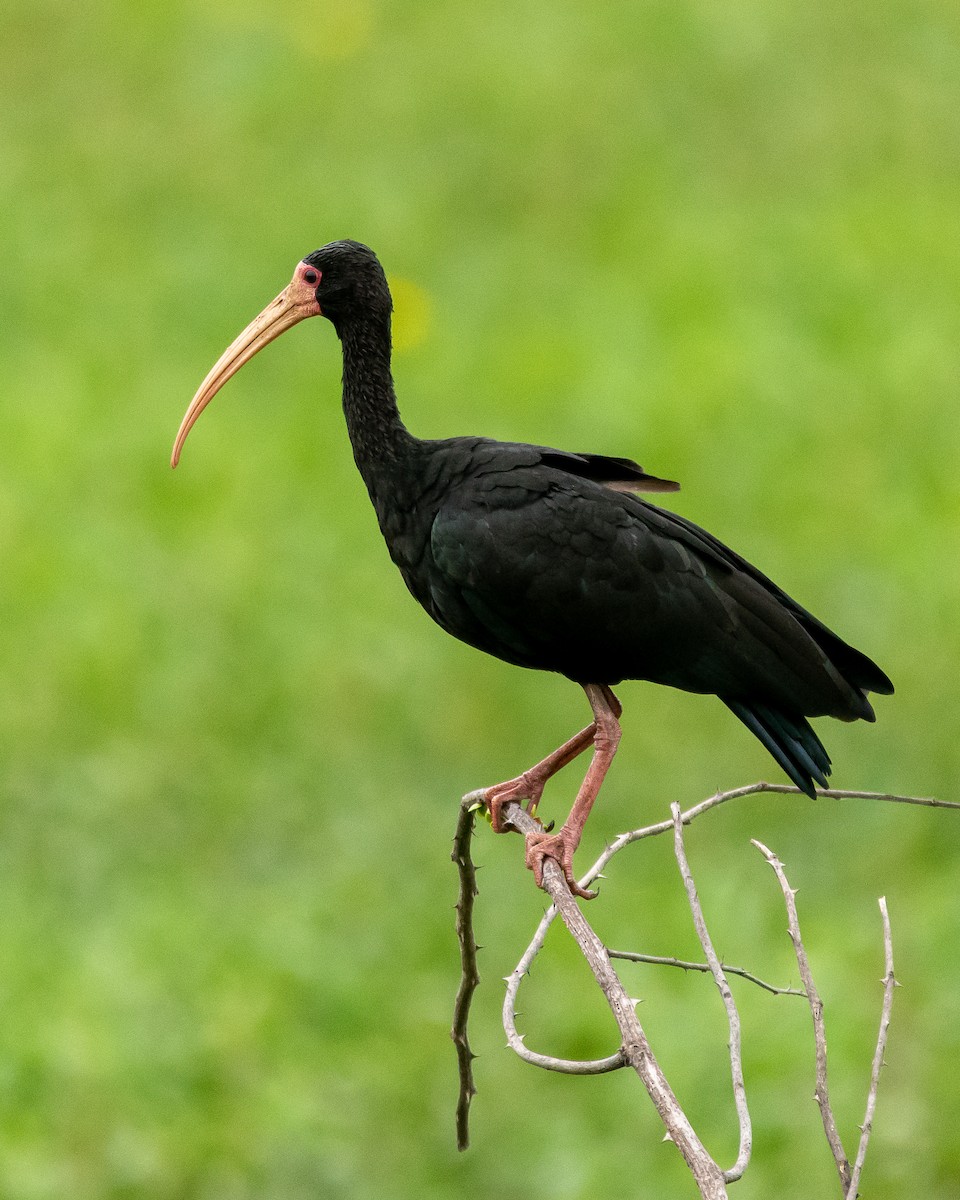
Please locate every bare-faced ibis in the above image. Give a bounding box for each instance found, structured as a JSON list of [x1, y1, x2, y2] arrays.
[[172, 241, 893, 898]]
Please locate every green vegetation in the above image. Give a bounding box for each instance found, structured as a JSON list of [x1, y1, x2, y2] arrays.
[[2, 0, 958, 1194]]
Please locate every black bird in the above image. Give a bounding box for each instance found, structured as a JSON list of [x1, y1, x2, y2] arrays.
[[173, 240, 893, 898]]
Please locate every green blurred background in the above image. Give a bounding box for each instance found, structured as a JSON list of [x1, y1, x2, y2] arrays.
[[2, 0, 958, 1195]]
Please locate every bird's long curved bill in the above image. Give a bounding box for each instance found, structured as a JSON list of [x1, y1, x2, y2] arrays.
[[171, 275, 321, 467]]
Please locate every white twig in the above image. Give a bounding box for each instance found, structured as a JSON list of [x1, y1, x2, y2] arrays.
[[580, 784, 952, 895], [502, 905, 625, 1074], [752, 839, 851, 1192], [672, 803, 752, 1182], [846, 896, 896, 1199]]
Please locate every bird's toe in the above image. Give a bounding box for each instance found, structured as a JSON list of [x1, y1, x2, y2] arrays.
[[524, 830, 597, 900], [483, 773, 546, 832]]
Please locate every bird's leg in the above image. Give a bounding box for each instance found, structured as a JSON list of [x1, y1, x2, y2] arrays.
[[483, 722, 598, 833], [524, 683, 621, 900]]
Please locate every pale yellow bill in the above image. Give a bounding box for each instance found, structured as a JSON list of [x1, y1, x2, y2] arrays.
[[171, 269, 321, 467]]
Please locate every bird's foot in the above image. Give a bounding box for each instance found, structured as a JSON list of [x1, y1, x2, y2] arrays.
[[483, 772, 547, 833], [524, 828, 596, 900]]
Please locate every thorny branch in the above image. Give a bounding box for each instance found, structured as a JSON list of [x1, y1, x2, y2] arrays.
[[753, 839, 850, 1187], [848, 897, 896, 1199], [450, 799, 481, 1150], [451, 781, 934, 1194], [606, 950, 805, 997]]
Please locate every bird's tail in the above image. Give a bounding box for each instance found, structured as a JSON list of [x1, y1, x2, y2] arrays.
[[722, 699, 831, 799]]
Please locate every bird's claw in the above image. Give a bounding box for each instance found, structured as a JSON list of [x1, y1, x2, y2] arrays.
[[483, 773, 546, 833], [484, 774, 594, 898], [524, 829, 597, 900]]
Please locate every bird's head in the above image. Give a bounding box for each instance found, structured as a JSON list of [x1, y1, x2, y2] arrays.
[[303, 240, 392, 327], [171, 240, 391, 467]]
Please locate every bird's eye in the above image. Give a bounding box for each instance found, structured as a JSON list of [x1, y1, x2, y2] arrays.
[[303, 268, 319, 286]]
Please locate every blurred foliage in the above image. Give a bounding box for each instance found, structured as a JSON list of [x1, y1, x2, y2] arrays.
[[1, 0, 958, 1195]]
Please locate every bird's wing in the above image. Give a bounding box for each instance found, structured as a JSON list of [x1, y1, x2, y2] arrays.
[[637, 503, 894, 697], [536, 449, 680, 494], [427, 466, 887, 714], [425, 468, 755, 684], [435, 437, 679, 494]]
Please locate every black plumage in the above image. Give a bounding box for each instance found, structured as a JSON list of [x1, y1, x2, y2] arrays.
[[173, 240, 893, 896]]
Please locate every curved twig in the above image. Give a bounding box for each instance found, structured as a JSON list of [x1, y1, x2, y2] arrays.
[[672, 803, 752, 1183], [503, 909, 625, 1073]]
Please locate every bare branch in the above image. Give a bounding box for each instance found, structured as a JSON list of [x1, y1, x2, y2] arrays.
[[752, 839, 851, 1192], [752, 784, 953, 810], [672, 804, 752, 1183], [607, 950, 805, 997], [502, 903, 626, 1074], [846, 897, 896, 1199], [451, 797, 482, 1151], [503, 800, 729, 1200], [580, 784, 950, 894]]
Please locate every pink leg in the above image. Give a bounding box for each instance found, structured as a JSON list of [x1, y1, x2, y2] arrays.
[[524, 683, 621, 899], [483, 722, 597, 833], [482, 687, 623, 832]]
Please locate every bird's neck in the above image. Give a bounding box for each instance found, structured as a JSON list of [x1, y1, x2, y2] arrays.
[[337, 313, 416, 487]]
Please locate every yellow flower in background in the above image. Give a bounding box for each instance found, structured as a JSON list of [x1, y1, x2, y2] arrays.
[[389, 275, 433, 354], [212, 0, 376, 60], [289, 0, 375, 61]]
